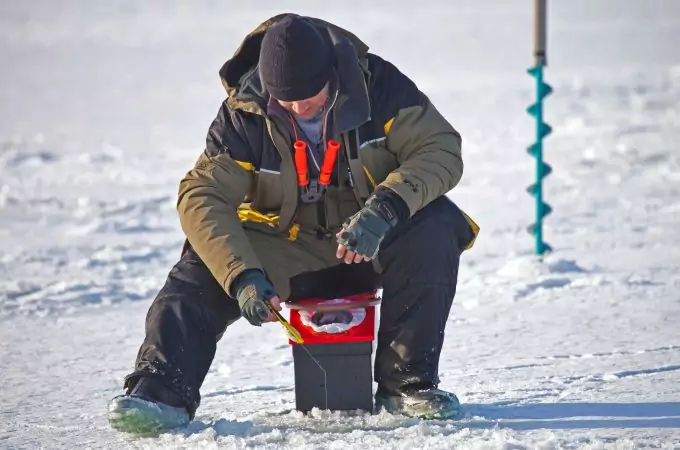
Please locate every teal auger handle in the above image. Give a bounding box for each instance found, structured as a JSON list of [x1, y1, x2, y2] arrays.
[[526, 65, 552, 255]]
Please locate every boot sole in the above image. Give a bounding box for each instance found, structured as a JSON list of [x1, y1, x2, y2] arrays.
[[375, 396, 463, 420]]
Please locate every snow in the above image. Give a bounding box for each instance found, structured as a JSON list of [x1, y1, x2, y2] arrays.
[[1, 0, 680, 448]]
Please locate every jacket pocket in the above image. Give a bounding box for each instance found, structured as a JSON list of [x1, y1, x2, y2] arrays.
[[253, 170, 284, 212]]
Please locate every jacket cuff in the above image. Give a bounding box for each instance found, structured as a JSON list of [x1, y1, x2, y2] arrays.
[[228, 268, 266, 298], [377, 172, 424, 218], [372, 186, 411, 223]]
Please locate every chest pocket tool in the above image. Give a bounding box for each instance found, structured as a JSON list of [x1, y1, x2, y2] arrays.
[[294, 139, 341, 203]]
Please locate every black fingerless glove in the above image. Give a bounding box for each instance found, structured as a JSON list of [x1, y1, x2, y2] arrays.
[[336, 193, 402, 259]]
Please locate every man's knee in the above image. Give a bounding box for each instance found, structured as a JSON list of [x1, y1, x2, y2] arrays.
[[378, 196, 467, 286], [392, 196, 474, 252], [151, 251, 241, 339]]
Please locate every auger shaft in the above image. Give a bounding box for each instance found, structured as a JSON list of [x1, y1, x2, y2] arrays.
[[527, 0, 552, 255]]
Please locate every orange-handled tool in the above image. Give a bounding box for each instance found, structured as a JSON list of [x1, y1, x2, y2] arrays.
[[319, 140, 340, 186], [294, 141, 309, 187]]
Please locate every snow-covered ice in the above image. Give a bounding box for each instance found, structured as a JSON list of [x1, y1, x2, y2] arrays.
[[1, 1, 680, 448]]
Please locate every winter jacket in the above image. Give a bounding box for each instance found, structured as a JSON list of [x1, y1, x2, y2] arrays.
[[177, 14, 478, 295]]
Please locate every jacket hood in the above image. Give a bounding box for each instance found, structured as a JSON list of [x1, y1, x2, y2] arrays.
[[219, 13, 370, 123]]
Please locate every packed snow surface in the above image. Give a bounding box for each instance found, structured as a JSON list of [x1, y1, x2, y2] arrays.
[[1, 1, 679, 448]]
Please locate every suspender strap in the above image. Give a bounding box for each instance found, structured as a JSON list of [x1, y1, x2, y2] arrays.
[[343, 129, 371, 204]]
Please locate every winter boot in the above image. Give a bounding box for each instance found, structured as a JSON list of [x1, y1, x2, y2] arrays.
[[108, 377, 190, 435], [375, 384, 462, 420]]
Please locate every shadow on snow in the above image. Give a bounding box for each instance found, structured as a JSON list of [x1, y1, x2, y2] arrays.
[[465, 401, 680, 430]]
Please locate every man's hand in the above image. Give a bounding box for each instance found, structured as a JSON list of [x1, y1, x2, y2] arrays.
[[234, 270, 282, 326], [335, 229, 372, 264], [336, 195, 399, 264]]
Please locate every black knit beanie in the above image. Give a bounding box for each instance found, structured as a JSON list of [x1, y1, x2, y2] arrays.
[[259, 16, 334, 101]]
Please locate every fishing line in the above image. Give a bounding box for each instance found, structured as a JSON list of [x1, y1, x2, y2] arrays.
[[299, 344, 328, 410]]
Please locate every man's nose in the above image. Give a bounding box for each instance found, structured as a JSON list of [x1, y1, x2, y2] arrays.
[[292, 101, 308, 114]]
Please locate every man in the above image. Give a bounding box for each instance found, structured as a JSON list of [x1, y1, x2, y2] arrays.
[[108, 14, 478, 434]]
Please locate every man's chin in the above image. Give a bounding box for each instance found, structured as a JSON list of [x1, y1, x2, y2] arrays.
[[294, 109, 322, 121]]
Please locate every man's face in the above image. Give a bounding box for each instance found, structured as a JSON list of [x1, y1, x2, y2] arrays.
[[276, 82, 330, 120]]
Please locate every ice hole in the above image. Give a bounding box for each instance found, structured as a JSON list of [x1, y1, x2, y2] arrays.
[[298, 299, 366, 333]]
